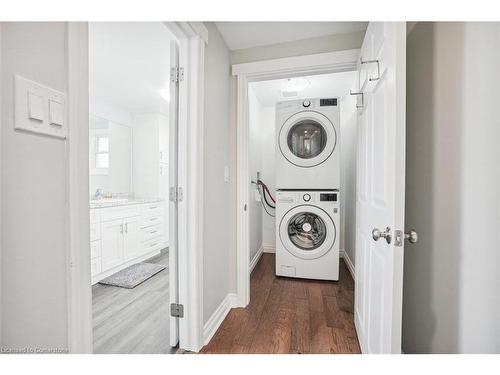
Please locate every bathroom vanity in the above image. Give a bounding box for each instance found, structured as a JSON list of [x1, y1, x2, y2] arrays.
[[89, 198, 167, 284]]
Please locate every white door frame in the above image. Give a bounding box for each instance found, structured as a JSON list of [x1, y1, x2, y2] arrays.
[[66, 21, 207, 353], [232, 49, 360, 307]]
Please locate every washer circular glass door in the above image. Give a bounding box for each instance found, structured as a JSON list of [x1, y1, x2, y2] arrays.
[[279, 205, 336, 260], [278, 111, 337, 168]]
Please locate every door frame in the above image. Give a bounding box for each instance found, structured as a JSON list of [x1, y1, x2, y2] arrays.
[[66, 21, 207, 353], [232, 48, 361, 307]]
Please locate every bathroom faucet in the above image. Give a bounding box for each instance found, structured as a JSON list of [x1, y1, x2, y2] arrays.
[[94, 188, 104, 200]]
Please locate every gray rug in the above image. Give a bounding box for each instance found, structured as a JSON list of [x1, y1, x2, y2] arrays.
[[98, 262, 166, 289]]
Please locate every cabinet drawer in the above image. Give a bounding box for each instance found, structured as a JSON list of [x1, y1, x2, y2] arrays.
[[101, 206, 140, 222], [141, 202, 163, 217], [91, 257, 102, 276], [142, 237, 165, 252], [90, 240, 101, 259], [141, 215, 163, 228], [90, 223, 101, 241], [90, 209, 100, 224], [141, 224, 163, 242]]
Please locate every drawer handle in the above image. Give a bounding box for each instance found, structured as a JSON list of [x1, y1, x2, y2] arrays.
[[150, 242, 158, 247], [149, 218, 157, 221], [149, 206, 158, 209], [150, 230, 158, 234]]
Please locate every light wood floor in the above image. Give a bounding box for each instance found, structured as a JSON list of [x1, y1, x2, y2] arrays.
[[92, 250, 175, 354], [201, 253, 361, 354]]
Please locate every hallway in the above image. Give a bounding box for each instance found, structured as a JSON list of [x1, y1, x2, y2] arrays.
[[201, 253, 361, 353]]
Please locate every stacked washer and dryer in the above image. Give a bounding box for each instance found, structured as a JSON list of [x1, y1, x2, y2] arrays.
[[275, 98, 340, 281]]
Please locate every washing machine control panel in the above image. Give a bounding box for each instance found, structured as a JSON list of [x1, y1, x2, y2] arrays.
[[277, 191, 339, 205], [276, 97, 339, 112]]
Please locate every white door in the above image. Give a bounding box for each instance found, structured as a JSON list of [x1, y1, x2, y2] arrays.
[[169, 39, 180, 348], [101, 219, 124, 271], [354, 22, 406, 354]]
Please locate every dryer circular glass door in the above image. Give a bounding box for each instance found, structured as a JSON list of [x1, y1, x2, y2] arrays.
[[279, 205, 336, 260], [278, 111, 337, 168]]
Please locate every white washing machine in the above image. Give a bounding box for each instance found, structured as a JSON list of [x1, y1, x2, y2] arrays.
[[276, 98, 340, 190], [276, 190, 339, 281]]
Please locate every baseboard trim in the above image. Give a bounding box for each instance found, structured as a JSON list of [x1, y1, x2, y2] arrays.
[[249, 246, 264, 273], [203, 293, 237, 346], [262, 245, 275, 253], [340, 249, 355, 282]]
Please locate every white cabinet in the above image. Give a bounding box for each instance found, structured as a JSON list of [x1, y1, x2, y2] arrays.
[[90, 201, 165, 284], [123, 216, 141, 261], [101, 218, 124, 271]]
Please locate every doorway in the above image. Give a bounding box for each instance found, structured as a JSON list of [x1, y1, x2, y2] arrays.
[[231, 22, 407, 354], [67, 21, 207, 354]]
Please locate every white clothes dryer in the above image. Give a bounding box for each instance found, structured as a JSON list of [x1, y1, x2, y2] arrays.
[[275, 98, 340, 190]]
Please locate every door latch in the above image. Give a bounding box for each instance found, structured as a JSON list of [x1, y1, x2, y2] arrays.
[[395, 229, 419, 246]]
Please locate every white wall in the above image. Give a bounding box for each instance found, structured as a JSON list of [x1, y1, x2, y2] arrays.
[[1, 22, 69, 350], [202, 22, 233, 324], [231, 31, 365, 64], [259, 106, 276, 250], [339, 94, 357, 264], [403, 22, 500, 354], [248, 88, 263, 262]]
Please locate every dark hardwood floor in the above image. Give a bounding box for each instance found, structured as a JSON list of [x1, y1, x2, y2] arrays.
[[200, 253, 361, 354]]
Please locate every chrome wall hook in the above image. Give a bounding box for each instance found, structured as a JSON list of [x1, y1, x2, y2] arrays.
[[360, 58, 381, 82], [349, 90, 364, 109]]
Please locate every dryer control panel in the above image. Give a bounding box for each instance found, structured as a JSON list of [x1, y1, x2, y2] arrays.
[[276, 97, 339, 112]]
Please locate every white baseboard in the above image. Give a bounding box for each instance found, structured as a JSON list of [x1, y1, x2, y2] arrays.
[[340, 249, 356, 282], [262, 245, 275, 253], [249, 246, 264, 273], [203, 293, 237, 345]]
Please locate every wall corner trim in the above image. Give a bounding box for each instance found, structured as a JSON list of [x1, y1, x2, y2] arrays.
[[340, 249, 356, 281], [249, 246, 264, 274], [203, 293, 238, 347]]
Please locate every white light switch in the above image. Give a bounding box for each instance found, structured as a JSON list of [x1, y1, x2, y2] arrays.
[[15, 75, 67, 139], [28, 91, 44, 121], [49, 99, 64, 126]]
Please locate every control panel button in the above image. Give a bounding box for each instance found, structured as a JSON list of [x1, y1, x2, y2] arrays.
[[303, 193, 311, 202], [302, 100, 311, 108]]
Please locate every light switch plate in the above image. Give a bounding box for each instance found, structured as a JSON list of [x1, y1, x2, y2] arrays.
[[15, 75, 67, 139], [28, 91, 44, 121]]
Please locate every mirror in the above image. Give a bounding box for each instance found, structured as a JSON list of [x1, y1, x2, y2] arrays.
[[89, 115, 132, 196]]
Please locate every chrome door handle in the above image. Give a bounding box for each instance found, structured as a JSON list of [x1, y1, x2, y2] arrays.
[[372, 226, 392, 244], [404, 229, 418, 244]]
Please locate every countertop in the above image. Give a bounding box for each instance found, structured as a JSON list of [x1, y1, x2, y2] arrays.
[[89, 197, 164, 209]]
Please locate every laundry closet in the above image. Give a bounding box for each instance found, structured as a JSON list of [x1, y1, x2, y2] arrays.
[[247, 71, 358, 280]]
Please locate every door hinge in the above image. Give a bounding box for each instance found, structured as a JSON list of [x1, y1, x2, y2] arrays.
[[170, 303, 184, 318], [169, 186, 184, 202], [170, 66, 184, 83]]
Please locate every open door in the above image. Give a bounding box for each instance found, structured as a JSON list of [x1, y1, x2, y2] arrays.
[[354, 22, 406, 353], [169, 39, 180, 348]]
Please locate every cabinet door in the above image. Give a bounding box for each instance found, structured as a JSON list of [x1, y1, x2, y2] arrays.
[[123, 216, 142, 261], [101, 218, 124, 271]]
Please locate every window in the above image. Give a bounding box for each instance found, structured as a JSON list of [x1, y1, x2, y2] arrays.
[[95, 135, 109, 169]]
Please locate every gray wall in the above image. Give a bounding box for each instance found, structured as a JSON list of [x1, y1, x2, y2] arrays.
[[202, 22, 233, 324], [403, 22, 500, 354], [1, 22, 69, 350]]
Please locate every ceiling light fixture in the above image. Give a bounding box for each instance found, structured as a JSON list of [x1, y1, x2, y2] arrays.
[[281, 77, 310, 98]]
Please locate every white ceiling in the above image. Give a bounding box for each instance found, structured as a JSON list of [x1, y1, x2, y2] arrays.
[[249, 71, 357, 107], [89, 22, 173, 115], [215, 22, 367, 50]]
